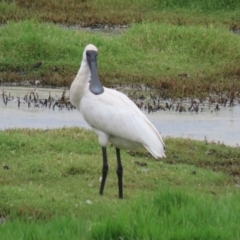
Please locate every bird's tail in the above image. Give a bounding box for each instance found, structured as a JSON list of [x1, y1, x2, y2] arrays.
[[142, 121, 166, 159], [144, 144, 166, 159]]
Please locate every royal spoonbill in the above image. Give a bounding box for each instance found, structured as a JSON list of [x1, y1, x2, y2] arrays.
[[70, 44, 165, 199]]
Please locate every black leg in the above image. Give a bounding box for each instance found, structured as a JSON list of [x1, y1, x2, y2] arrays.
[[99, 147, 108, 195], [116, 148, 123, 199]]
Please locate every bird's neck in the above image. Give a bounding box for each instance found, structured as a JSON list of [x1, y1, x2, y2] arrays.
[[70, 61, 91, 109]]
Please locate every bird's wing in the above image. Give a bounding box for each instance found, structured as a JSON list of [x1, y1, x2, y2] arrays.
[[80, 88, 165, 157]]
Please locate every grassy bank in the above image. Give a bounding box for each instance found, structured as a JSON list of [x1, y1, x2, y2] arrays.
[[0, 128, 240, 239], [1, 20, 240, 97]]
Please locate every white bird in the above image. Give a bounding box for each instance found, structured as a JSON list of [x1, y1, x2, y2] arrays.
[[70, 44, 165, 199]]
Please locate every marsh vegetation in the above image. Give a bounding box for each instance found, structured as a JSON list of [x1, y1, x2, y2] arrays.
[[0, 0, 240, 97], [1, 20, 240, 98]]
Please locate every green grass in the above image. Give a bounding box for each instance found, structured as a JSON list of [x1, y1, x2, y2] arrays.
[[1, 20, 240, 95], [1, 215, 90, 240], [91, 189, 240, 240], [0, 128, 240, 239], [1, 189, 240, 240]]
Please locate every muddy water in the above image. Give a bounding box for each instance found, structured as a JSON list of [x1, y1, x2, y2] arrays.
[[1, 87, 240, 147], [150, 109, 240, 147]]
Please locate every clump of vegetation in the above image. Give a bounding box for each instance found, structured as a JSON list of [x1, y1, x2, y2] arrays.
[[91, 188, 240, 239]]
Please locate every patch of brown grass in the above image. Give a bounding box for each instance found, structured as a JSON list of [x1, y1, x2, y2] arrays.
[[0, 0, 236, 28]]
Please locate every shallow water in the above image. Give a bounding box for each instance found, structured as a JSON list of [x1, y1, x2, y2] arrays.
[[1, 87, 240, 147]]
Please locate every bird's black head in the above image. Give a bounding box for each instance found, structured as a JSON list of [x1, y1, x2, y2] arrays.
[[86, 49, 104, 95]]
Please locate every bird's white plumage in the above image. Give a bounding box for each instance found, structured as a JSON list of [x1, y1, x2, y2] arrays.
[[70, 44, 166, 159]]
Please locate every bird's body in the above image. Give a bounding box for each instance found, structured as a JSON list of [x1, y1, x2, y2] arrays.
[[81, 88, 165, 157], [70, 44, 165, 198]]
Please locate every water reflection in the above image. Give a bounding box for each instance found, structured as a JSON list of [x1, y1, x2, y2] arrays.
[[1, 86, 239, 147]]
